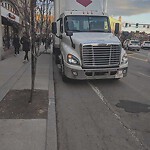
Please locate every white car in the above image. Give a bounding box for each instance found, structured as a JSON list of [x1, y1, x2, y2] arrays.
[[141, 41, 150, 49], [127, 40, 141, 51]]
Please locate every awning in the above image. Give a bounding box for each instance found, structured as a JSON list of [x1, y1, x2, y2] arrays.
[[2, 16, 21, 29]]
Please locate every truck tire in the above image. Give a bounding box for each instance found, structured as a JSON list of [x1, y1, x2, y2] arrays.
[[114, 78, 120, 80], [61, 59, 69, 82], [53, 47, 60, 64]]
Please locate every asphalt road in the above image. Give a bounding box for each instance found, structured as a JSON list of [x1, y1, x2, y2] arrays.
[[54, 49, 150, 150]]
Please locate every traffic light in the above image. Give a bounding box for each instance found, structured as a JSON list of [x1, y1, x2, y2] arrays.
[[136, 23, 139, 28]]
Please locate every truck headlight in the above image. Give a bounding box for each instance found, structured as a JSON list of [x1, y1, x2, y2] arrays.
[[67, 54, 80, 65], [121, 53, 128, 64]]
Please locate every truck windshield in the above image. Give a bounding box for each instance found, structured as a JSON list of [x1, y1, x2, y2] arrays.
[[65, 16, 111, 33]]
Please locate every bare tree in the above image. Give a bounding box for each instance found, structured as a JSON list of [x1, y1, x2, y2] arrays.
[[15, 0, 31, 34], [15, 0, 53, 103]]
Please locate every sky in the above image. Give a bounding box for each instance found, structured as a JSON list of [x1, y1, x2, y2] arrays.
[[107, 0, 150, 33], [45, 0, 150, 33]]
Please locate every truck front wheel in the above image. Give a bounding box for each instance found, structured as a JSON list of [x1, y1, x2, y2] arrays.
[[61, 59, 69, 82], [53, 47, 60, 64]]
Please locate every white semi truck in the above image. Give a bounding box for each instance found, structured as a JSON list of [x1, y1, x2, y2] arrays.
[[52, 0, 128, 81]]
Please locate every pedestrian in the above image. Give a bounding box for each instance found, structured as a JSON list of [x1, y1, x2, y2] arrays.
[[20, 33, 30, 62], [42, 37, 45, 45], [13, 34, 20, 56], [35, 35, 41, 49], [45, 35, 51, 50]]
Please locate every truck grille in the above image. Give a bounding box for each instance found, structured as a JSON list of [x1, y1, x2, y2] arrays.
[[82, 44, 121, 68]]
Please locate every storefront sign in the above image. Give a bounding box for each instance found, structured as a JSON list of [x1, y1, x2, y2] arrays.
[[1, 6, 20, 23]]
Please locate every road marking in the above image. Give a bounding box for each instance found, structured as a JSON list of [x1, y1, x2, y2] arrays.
[[138, 72, 150, 78], [128, 55, 148, 62], [127, 51, 148, 57], [88, 82, 147, 150]]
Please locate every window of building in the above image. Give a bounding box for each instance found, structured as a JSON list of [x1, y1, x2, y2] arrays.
[[8, 4, 10, 10], [5, 3, 7, 8]]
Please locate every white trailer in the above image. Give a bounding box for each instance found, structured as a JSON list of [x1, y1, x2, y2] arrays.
[[52, 0, 128, 81]]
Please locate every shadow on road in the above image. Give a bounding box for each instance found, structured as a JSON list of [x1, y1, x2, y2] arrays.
[[116, 100, 150, 113]]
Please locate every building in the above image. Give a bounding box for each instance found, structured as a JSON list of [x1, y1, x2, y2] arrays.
[[0, 0, 23, 60], [109, 16, 122, 34]]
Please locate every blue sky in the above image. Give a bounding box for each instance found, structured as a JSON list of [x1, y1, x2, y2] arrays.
[[122, 13, 150, 24]]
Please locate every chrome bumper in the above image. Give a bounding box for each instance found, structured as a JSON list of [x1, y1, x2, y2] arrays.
[[64, 63, 128, 80]]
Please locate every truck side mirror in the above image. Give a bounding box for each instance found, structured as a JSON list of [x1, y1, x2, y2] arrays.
[[52, 22, 57, 34], [114, 23, 119, 35], [66, 31, 73, 37], [66, 31, 75, 48]]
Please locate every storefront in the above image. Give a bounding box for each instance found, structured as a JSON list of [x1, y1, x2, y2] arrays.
[[1, 0, 20, 49]]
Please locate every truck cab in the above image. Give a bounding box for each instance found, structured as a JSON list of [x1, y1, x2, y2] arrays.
[[52, 1, 128, 81]]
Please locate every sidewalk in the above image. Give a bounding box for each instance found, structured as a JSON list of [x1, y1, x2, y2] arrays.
[[0, 46, 57, 150]]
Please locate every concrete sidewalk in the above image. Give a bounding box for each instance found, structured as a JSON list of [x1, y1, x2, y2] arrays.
[[0, 46, 57, 150]]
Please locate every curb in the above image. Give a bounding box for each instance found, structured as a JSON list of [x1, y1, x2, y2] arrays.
[[45, 54, 57, 150]]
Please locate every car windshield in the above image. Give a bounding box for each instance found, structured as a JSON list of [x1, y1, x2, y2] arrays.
[[131, 41, 140, 44], [65, 15, 111, 33], [145, 41, 150, 44]]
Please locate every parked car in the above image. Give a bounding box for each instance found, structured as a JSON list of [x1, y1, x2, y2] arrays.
[[141, 41, 150, 49], [127, 40, 141, 51]]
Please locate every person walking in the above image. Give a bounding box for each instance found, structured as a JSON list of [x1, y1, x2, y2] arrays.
[[42, 37, 46, 45], [13, 34, 20, 56], [20, 33, 30, 62]]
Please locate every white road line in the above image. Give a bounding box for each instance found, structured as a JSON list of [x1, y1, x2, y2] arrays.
[[128, 52, 147, 57], [138, 72, 150, 78], [128, 55, 148, 62], [88, 82, 147, 150]]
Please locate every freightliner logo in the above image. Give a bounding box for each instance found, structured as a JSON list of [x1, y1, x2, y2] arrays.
[[76, 0, 92, 7]]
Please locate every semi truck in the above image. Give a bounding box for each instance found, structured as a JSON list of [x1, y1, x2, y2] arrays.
[[52, 0, 128, 81]]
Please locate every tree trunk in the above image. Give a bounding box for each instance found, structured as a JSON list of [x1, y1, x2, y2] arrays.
[[29, 0, 36, 103]]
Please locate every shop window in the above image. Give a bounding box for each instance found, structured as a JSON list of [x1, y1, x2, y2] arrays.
[[5, 3, 7, 8], [6, 4, 8, 9], [8, 4, 10, 10]]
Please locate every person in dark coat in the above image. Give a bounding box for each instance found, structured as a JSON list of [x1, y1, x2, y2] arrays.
[[20, 33, 30, 62], [13, 34, 20, 55], [42, 37, 46, 45]]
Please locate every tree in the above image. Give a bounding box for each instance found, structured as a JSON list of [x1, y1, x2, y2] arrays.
[[15, 0, 31, 34], [15, 0, 53, 103]]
